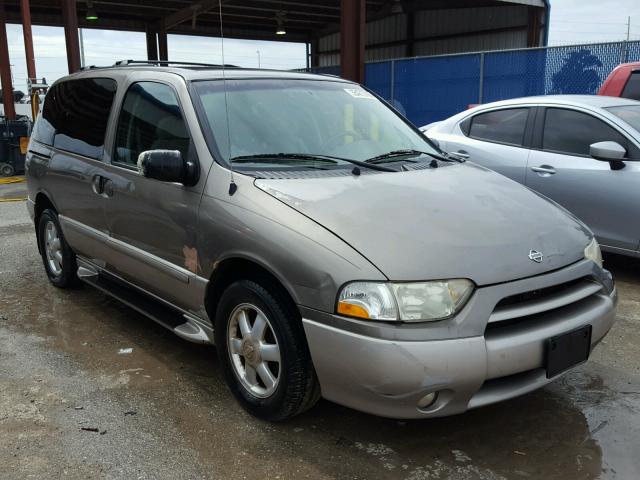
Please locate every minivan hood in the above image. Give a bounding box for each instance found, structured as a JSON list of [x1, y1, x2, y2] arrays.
[[255, 163, 591, 285]]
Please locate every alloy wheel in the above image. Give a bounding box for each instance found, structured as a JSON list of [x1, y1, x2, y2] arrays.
[[227, 303, 282, 398]]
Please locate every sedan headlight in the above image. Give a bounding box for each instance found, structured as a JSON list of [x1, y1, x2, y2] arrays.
[[584, 237, 603, 268], [337, 279, 474, 322]]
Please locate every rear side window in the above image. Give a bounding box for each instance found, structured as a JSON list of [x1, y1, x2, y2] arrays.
[[621, 71, 640, 100], [114, 82, 190, 168], [542, 108, 629, 157], [466, 108, 529, 146], [32, 78, 117, 159]]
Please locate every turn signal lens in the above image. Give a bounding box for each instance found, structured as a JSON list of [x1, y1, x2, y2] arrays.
[[337, 302, 370, 319]]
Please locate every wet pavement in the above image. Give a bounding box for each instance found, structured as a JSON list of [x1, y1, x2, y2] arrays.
[[1, 198, 639, 480]]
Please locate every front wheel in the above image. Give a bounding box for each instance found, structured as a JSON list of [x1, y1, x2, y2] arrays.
[[214, 279, 320, 421]]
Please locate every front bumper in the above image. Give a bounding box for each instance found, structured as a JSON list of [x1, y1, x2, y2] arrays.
[[302, 261, 617, 419]]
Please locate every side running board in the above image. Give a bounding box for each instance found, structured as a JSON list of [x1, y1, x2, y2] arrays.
[[77, 261, 212, 345]]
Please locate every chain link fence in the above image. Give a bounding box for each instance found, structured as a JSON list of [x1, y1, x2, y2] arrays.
[[310, 41, 640, 127]]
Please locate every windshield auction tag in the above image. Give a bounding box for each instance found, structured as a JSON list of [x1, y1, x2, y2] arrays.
[[344, 88, 375, 99]]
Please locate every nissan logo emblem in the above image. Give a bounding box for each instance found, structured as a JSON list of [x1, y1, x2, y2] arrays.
[[528, 250, 543, 263]]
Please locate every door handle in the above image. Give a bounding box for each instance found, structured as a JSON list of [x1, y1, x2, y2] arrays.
[[91, 175, 104, 195], [531, 165, 556, 175], [91, 175, 114, 197]]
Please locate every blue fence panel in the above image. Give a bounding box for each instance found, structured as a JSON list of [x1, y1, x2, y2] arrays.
[[483, 48, 548, 102], [365, 61, 392, 101], [483, 41, 640, 103], [391, 54, 481, 127], [542, 41, 640, 94], [320, 40, 640, 126]]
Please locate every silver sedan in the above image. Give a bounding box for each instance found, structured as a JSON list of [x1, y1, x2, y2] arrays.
[[425, 95, 640, 258]]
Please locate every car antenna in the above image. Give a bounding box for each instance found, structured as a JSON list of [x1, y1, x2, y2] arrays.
[[218, 0, 237, 196]]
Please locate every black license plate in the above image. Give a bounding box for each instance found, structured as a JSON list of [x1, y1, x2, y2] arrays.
[[546, 325, 592, 379]]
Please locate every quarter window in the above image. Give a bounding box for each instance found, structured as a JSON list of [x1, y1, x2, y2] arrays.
[[542, 108, 629, 157], [466, 108, 529, 146], [114, 82, 190, 168], [32, 78, 117, 159]]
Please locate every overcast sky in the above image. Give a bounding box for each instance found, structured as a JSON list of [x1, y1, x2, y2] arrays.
[[4, 0, 640, 93]]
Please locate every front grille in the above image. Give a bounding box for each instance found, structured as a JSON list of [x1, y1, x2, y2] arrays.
[[486, 276, 602, 333]]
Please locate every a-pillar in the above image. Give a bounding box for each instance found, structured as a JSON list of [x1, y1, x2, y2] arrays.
[[340, 0, 365, 83]]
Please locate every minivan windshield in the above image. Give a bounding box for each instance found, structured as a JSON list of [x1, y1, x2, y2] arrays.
[[192, 79, 437, 168], [606, 105, 640, 133]]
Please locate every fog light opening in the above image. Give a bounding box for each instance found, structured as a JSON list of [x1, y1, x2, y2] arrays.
[[417, 392, 438, 410]]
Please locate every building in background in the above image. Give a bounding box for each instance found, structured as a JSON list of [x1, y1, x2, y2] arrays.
[[314, 1, 550, 67]]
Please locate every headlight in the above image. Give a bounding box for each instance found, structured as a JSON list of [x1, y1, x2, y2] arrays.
[[337, 279, 474, 322], [584, 237, 603, 268]]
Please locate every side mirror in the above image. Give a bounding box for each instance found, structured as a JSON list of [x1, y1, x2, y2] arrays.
[[137, 150, 198, 185], [590, 141, 627, 161]]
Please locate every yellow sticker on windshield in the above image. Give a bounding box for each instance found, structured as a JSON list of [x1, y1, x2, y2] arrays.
[[344, 88, 375, 99]]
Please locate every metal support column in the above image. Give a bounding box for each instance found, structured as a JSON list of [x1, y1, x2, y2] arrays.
[[406, 12, 415, 58], [478, 52, 485, 104], [146, 28, 158, 61], [310, 38, 319, 68], [61, 0, 81, 73], [340, 0, 365, 83], [0, 2, 16, 119], [20, 0, 36, 78], [158, 30, 168, 61], [20, 0, 39, 119]]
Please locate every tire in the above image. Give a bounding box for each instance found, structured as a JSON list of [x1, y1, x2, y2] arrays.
[[0, 163, 14, 177], [37, 209, 79, 288], [215, 279, 321, 421]]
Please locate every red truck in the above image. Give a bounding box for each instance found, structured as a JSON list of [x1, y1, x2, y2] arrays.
[[598, 61, 640, 100]]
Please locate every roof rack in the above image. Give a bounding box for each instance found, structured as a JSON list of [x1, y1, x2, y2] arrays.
[[113, 59, 238, 68]]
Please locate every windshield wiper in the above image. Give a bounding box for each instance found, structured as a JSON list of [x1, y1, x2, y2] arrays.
[[231, 153, 396, 172], [231, 153, 338, 165], [367, 149, 463, 164]]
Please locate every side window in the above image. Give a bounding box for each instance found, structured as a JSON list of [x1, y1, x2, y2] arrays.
[[114, 82, 190, 168], [32, 78, 117, 159], [466, 108, 529, 146], [542, 108, 629, 157], [621, 72, 640, 101]]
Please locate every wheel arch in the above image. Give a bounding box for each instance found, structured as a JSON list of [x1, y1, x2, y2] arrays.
[[204, 256, 300, 324], [33, 191, 58, 254]]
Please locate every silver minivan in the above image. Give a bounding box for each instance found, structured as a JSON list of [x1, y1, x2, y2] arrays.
[[26, 63, 617, 421]]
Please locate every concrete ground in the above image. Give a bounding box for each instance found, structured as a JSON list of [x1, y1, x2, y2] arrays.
[[1, 188, 639, 479]]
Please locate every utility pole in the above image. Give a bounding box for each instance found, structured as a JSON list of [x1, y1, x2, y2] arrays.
[[623, 16, 631, 63], [256, 50, 261, 68]]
